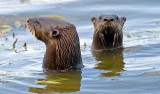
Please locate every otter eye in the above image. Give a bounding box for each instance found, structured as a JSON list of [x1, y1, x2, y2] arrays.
[[52, 30, 60, 37], [99, 16, 102, 20], [116, 16, 119, 20]]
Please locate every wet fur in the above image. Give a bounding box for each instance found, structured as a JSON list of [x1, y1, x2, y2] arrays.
[[91, 14, 126, 50], [26, 17, 83, 72]]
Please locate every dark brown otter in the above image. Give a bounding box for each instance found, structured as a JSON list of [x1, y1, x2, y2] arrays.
[[25, 17, 83, 72], [91, 14, 126, 50]]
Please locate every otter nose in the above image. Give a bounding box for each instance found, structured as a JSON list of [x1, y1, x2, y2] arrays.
[[103, 18, 114, 22]]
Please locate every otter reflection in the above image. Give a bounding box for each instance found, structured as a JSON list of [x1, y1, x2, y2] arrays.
[[29, 71, 81, 93], [93, 49, 125, 77]]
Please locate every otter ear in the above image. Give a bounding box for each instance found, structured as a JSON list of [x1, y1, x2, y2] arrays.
[[52, 30, 60, 37], [120, 17, 127, 26], [91, 17, 97, 27]]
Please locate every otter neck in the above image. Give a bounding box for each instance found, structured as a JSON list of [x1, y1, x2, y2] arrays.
[[43, 37, 83, 71], [92, 30, 123, 50], [43, 44, 56, 71]]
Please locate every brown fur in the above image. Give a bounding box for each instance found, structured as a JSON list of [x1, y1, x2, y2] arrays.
[[91, 14, 126, 50], [25, 17, 83, 72]]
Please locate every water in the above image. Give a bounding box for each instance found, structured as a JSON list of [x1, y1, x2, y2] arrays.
[[0, 0, 160, 94]]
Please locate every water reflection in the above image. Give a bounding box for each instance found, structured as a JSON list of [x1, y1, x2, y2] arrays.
[[92, 49, 125, 77], [19, 0, 30, 4], [29, 71, 81, 93]]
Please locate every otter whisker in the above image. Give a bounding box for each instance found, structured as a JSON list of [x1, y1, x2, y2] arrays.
[[103, 34, 107, 48], [95, 22, 106, 33], [116, 30, 119, 41], [100, 33, 106, 49], [115, 24, 123, 32], [102, 31, 108, 49], [32, 30, 35, 36], [105, 30, 107, 35], [113, 33, 116, 47], [111, 22, 118, 28], [91, 14, 126, 50]]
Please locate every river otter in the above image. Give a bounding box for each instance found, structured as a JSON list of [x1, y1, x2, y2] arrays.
[[25, 17, 83, 72], [91, 14, 126, 50]]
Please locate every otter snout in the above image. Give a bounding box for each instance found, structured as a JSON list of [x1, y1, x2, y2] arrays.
[[103, 17, 114, 22], [99, 15, 116, 23], [91, 14, 127, 50], [26, 18, 41, 26], [25, 18, 34, 29]]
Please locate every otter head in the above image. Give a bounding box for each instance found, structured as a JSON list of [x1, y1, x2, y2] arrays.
[[91, 14, 126, 50], [25, 17, 83, 71], [26, 18, 65, 44]]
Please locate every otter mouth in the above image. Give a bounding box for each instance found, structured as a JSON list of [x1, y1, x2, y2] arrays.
[[25, 23, 36, 37], [99, 27, 121, 48], [25, 25, 43, 40], [102, 27, 118, 35], [25, 22, 54, 42]]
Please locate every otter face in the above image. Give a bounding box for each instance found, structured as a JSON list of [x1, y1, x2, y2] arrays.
[[91, 14, 127, 50], [25, 18, 61, 44], [91, 14, 126, 34]]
